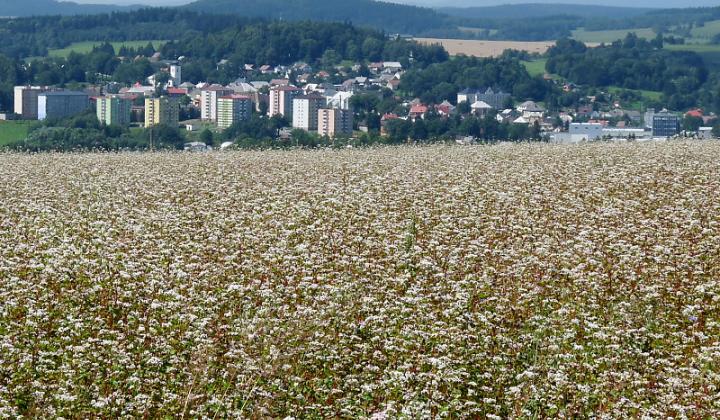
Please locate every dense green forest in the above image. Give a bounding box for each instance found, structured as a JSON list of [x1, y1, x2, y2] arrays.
[[439, 4, 653, 20], [161, 21, 448, 81], [400, 54, 551, 105], [0, 9, 244, 58], [1, 0, 455, 36], [546, 35, 711, 110], [6, 0, 720, 43], [445, 5, 720, 42], [183, 0, 448, 35], [582, 6, 720, 32]]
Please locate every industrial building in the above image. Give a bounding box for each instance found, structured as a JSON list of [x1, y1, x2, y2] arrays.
[[38, 91, 90, 121], [652, 110, 680, 137], [14, 86, 49, 120]]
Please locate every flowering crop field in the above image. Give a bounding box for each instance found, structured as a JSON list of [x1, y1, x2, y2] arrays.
[[1, 143, 720, 418]]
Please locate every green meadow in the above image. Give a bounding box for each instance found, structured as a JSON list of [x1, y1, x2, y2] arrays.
[[571, 27, 656, 44], [0, 121, 34, 145], [48, 40, 168, 58]]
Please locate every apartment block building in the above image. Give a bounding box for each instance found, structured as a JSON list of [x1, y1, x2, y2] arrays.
[[292, 94, 325, 131], [269, 86, 301, 119], [200, 85, 233, 121], [217, 94, 252, 129], [144, 97, 179, 128], [318, 108, 353, 138], [96, 95, 132, 126], [37, 91, 90, 120]]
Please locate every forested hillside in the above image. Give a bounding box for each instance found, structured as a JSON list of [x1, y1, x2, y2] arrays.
[[0, 10, 245, 58], [546, 35, 711, 111], [162, 23, 448, 82], [583, 6, 720, 32], [448, 5, 720, 42], [440, 4, 652, 20], [6, 0, 720, 43], [183, 0, 449, 35], [400, 55, 549, 104]]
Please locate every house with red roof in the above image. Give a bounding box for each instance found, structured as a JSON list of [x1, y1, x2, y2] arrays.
[[166, 87, 188, 97], [686, 108, 704, 119], [409, 104, 428, 121], [380, 113, 400, 136]]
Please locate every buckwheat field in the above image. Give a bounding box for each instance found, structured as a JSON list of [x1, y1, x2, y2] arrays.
[[1, 142, 719, 418]]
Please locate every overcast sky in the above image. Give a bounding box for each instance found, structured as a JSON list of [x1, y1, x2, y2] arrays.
[[72, 0, 720, 7]]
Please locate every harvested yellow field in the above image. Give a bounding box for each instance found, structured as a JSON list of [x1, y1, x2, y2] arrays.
[[414, 38, 556, 57]]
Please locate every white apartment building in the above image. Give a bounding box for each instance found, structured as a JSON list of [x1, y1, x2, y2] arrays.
[[292, 95, 325, 131], [200, 85, 233, 121]]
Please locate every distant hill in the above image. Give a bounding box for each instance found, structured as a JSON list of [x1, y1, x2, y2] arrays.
[[416, 0, 720, 8], [439, 4, 653, 20], [182, 0, 449, 34], [0, 0, 137, 17]]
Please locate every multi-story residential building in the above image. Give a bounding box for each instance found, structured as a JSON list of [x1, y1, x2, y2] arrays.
[[217, 94, 252, 129], [652, 110, 680, 137], [96, 95, 132, 126], [269, 86, 301, 119], [37, 91, 89, 120], [292, 94, 325, 131], [144, 97, 179, 128], [318, 108, 353, 137], [14, 86, 49, 119], [200, 85, 233, 121]]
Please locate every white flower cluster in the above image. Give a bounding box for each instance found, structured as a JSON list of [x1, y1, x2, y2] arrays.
[[0, 143, 719, 418]]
